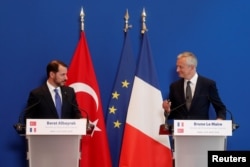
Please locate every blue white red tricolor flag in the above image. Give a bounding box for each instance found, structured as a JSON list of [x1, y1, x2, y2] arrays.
[[119, 32, 173, 167]]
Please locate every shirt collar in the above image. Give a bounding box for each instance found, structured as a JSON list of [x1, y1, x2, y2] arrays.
[[47, 81, 61, 93], [185, 72, 198, 84]]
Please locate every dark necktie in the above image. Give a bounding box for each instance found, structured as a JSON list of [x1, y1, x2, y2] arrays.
[[54, 88, 62, 118], [186, 81, 192, 110]]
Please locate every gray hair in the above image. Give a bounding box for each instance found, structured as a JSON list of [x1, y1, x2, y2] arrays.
[[177, 51, 198, 67]]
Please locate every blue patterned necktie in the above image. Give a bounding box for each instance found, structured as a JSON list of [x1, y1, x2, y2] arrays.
[[54, 88, 62, 118]]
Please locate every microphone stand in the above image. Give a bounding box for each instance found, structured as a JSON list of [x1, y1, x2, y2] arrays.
[[13, 100, 41, 135], [63, 91, 94, 135], [206, 95, 240, 132], [159, 113, 172, 135], [74, 106, 95, 135], [227, 109, 240, 132], [159, 102, 186, 135], [13, 118, 26, 135]]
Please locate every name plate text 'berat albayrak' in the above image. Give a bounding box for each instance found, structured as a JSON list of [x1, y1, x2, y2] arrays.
[[26, 119, 86, 135], [174, 120, 232, 136]]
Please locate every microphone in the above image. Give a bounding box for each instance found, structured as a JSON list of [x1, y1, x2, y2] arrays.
[[63, 91, 94, 135], [159, 101, 186, 135], [226, 109, 240, 132], [206, 95, 239, 132], [13, 99, 41, 134]]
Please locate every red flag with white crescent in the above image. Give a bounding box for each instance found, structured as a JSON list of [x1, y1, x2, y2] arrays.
[[66, 32, 112, 167]]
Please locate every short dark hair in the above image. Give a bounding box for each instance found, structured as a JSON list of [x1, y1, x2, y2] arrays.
[[46, 60, 68, 78]]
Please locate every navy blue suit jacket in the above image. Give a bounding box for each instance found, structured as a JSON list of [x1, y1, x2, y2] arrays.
[[167, 75, 226, 120], [24, 84, 82, 120]]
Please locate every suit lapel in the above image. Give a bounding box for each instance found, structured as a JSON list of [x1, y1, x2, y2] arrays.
[[41, 84, 58, 116], [179, 79, 186, 103], [60, 86, 67, 118], [191, 76, 202, 105]]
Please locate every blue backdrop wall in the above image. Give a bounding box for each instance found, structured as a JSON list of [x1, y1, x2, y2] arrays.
[[1, 0, 249, 166]]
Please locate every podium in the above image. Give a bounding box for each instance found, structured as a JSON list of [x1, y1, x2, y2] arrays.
[[26, 119, 86, 167], [173, 120, 232, 167]]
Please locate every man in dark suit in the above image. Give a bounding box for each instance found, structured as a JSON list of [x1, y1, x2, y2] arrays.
[[162, 51, 226, 120], [24, 60, 82, 119]]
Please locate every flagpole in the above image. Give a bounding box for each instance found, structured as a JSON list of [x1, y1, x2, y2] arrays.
[[141, 8, 148, 34], [67, 6, 112, 166], [124, 9, 132, 32], [80, 7, 85, 31], [119, 8, 173, 166]]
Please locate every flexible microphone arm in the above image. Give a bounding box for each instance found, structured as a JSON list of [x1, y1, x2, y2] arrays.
[[169, 102, 186, 114], [63, 91, 94, 135], [207, 95, 239, 132], [159, 101, 186, 135], [13, 99, 41, 134], [226, 109, 240, 132]]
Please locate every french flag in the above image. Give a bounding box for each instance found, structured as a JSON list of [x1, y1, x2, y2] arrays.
[[119, 33, 172, 167]]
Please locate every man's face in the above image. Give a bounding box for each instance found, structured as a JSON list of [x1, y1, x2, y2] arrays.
[[52, 65, 68, 87], [176, 57, 194, 79]]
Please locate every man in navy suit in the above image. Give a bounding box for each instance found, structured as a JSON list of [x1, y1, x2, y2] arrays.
[[24, 60, 82, 119], [162, 51, 226, 120]]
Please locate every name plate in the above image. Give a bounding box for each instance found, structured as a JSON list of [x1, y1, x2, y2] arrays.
[[26, 119, 86, 135], [174, 120, 232, 136]]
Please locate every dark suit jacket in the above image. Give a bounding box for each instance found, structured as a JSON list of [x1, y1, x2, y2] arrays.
[[167, 75, 226, 120], [24, 84, 82, 120]]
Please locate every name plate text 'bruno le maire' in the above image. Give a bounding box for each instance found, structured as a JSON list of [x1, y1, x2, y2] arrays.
[[174, 120, 232, 136]]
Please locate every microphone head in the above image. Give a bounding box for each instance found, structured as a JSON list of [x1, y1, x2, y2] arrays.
[[13, 123, 26, 134], [226, 109, 240, 132], [159, 123, 172, 135], [86, 123, 95, 135], [232, 123, 240, 132], [14, 99, 41, 135]]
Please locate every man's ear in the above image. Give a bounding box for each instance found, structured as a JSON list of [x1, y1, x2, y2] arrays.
[[190, 65, 196, 70], [49, 71, 55, 78]]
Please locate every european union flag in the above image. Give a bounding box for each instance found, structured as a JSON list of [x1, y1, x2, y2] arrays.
[[106, 31, 136, 167]]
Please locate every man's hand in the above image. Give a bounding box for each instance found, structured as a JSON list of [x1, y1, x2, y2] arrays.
[[162, 99, 171, 114]]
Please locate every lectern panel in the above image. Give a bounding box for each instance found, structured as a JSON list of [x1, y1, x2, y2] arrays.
[[27, 135, 81, 167], [174, 136, 226, 167]]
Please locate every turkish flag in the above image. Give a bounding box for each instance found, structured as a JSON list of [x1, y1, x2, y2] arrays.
[[66, 32, 112, 167]]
